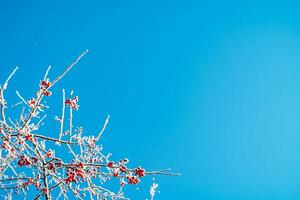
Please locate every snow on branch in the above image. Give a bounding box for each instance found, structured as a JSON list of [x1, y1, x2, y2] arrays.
[[0, 50, 179, 200]]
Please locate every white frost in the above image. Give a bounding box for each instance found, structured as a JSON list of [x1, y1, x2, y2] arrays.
[[150, 183, 159, 200]]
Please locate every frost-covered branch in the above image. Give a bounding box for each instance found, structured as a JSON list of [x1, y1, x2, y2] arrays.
[[0, 51, 179, 200]]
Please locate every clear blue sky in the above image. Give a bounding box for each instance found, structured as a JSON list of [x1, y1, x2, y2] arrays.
[[1, 0, 300, 199]]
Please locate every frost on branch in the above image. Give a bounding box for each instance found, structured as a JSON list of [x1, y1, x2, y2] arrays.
[[0, 50, 179, 200], [150, 183, 159, 200]]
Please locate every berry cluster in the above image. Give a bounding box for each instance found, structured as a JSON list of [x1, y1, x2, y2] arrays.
[[65, 96, 79, 110], [17, 155, 32, 167], [28, 98, 36, 108], [40, 80, 52, 96], [64, 162, 85, 184], [25, 134, 35, 142], [106, 160, 146, 185]]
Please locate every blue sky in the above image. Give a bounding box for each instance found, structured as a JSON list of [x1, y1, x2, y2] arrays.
[[2, 0, 300, 199]]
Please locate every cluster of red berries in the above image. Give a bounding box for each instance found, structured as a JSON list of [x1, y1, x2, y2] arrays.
[[45, 161, 62, 173], [40, 80, 52, 96], [106, 161, 145, 185], [127, 175, 140, 185], [64, 162, 85, 184], [46, 163, 55, 172], [134, 166, 145, 177], [17, 155, 32, 167], [28, 98, 36, 108], [126, 166, 145, 185], [65, 96, 79, 110], [25, 134, 35, 142], [45, 150, 53, 158]]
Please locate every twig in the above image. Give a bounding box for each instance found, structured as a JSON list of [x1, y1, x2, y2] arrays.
[[95, 115, 110, 142]]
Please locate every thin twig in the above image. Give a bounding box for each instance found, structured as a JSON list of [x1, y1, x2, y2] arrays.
[[50, 50, 89, 88], [58, 89, 66, 141], [95, 115, 110, 141]]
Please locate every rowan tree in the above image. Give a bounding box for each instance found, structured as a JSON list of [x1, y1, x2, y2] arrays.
[[0, 50, 179, 200]]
